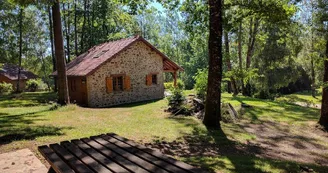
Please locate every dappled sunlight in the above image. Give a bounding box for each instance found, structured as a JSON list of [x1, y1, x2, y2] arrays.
[[0, 91, 327, 172], [0, 104, 71, 147], [0, 92, 57, 108]]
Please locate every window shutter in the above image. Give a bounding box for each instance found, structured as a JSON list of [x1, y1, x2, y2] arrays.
[[124, 75, 131, 91], [146, 74, 152, 86], [106, 77, 113, 93]]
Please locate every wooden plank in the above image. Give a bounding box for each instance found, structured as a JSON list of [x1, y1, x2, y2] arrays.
[[38, 145, 75, 173], [61, 141, 112, 173], [72, 139, 129, 173], [101, 135, 187, 173], [82, 138, 149, 173], [50, 143, 94, 173], [107, 133, 206, 173], [91, 136, 167, 173]]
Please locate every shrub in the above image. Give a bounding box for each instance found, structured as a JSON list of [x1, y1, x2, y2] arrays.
[[167, 88, 185, 104], [254, 90, 274, 100], [26, 79, 47, 92], [193, 69, 208, 99], [164, 82, 174, 90], [0, 82, 13, 94], [177, 79, 185, 90], [166, 88, 187, 115], [38, 79, 49, 91], [164, 79, 185, 90]]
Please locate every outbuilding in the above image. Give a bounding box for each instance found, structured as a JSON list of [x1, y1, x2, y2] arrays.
[[53, 35, 183, 107], [0, 64, 38, 91]]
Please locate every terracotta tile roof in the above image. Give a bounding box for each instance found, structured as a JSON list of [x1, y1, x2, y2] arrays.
[[0, 64, 38, 80], [52, 35, 183, 77]]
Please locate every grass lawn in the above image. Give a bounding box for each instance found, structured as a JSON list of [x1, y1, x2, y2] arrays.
[[275, 89, 322, 105], [0, 91, 328, 173]]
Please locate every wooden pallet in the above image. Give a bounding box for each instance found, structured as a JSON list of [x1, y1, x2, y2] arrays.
[[38, 133, 207, 173]]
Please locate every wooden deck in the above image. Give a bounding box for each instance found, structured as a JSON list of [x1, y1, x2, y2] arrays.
[[38, 133, 206, 173]]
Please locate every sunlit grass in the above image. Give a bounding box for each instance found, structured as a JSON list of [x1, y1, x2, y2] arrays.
[[182, 156, 328, 173], [0, 91, 327, 172], [275, 89, 322, 105]]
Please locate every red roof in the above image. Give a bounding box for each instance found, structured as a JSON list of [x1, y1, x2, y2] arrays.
[[0, 64, 38, 80], [53, 35, 183, 77]]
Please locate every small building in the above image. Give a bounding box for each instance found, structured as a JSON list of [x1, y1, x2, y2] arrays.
[[0, 64, 38, 91], [53, 36, 183, 107]]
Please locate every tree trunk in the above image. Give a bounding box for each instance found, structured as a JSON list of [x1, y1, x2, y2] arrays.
[[203, 0, 222, 128], [40, 52, 51, 91], [66, 2, 71, 62], [246, 17, 260, 69], [87, 0, 91, 48], [48, 6, 57, 92], [63, 3, 71, 63], [81, 0, 87, 53], [244, 17, 259, 96], [74, 0, 78, 56], [319, 39, 328, 127], [238, 21, 245, 95], [311, 55, 316, 97], [16, 8, 23, 93], [224, 31, 238, 96], [52, 0, 70, 105]]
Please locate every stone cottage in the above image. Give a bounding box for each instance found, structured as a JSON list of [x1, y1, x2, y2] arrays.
[[53, 35, 183, 107], [0, 64, 38, 91]]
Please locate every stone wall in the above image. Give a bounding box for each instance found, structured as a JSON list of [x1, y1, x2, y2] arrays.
[[86, 41, 164, 107]]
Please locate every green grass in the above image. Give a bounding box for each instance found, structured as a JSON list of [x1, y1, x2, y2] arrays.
[[183, 156, 328, 173], [0, 92, 57, 107], [0, 91, 327, 173], [221, 93, 320, 123], [275, 89, 322, 105]]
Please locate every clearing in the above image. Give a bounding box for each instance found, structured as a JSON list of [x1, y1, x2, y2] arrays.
[[0, 91, 327, 173]]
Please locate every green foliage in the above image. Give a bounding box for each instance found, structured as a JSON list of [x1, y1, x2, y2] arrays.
[[164, 80, 185, 90], [0, 82, 13, 94], [26, 79, 47, 92], [193, 68, 208, 99], [26, 79, 39, 92], [253, 90, 274, 100], [166, 88, 185, 104], [164, 82, 174, 90]]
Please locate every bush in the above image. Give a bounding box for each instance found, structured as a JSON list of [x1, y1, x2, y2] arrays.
[[0, 82, 13, 94], [26, 79, 47, 92], [38, 79, 49, 91], [166, 88, 188, 115], [193, 69, 208, 99], [164, 82, 174, 90], [254, 90, 274, 100], [167, 88, 185, 104], [164, 79, 185, 90]]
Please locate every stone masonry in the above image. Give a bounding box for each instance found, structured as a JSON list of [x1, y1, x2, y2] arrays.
[[87, 41, 164, 107]]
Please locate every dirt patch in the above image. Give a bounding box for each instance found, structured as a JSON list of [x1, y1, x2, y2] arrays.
[[240, 120, 328, 166], [146, 120, 328, 167]]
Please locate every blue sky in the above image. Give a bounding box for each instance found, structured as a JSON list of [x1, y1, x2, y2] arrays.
[[151, 2, 164, 12]]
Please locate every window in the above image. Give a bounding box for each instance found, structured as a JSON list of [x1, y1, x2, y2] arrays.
[[146, 73, 159, 86], [113, 76, 124, 91], [152, 74, 157, 85], [107, 75, 131, 93]]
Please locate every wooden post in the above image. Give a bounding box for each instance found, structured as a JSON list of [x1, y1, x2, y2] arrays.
[[173, 71, 177, 88]]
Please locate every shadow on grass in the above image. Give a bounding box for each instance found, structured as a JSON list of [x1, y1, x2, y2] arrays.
[[102, 99, 163, 108], [0, 104, 72, 145], [0, 92, 57, 108], [147, 117, 263, 172], [148, 117, 328, 172]]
